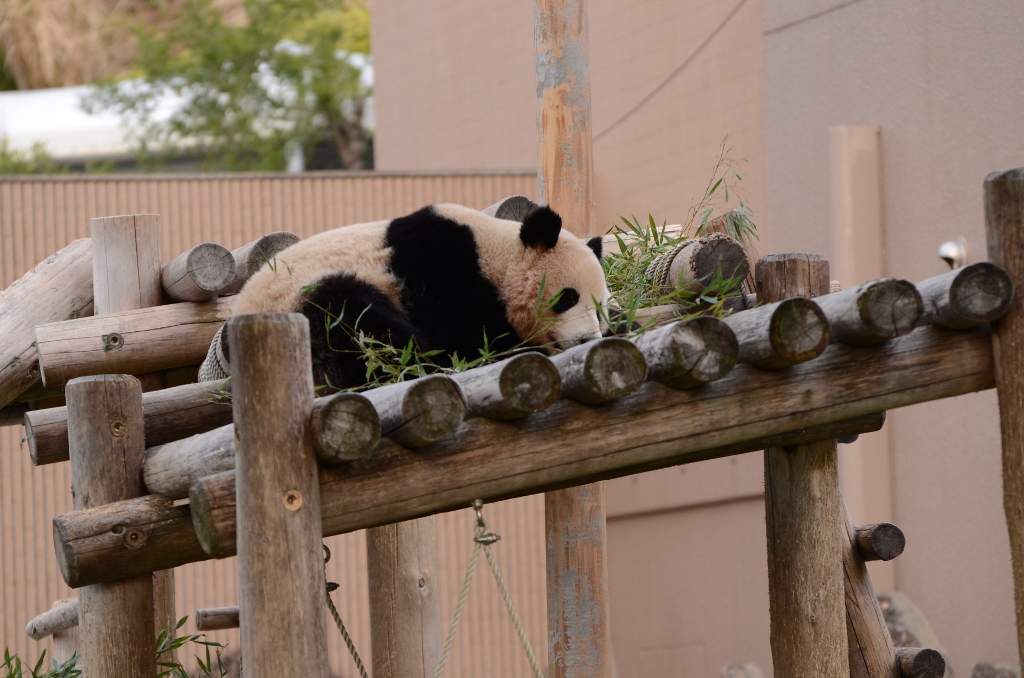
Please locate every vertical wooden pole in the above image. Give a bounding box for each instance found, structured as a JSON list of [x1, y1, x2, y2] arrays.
[[68, 374, 157, 678], [230, 313, 328, 677], [367, 520, 442, 678], [90, 213, 176, 638], [757, 254, 849, 678], [536, 3, 609, 678], [50, 599, 79, 666], [984, 168, 1024, 670]]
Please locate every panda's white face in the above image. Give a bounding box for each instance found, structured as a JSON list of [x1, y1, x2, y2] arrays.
[[537, 233, 609, 348]]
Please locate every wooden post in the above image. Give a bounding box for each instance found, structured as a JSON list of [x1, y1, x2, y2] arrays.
[[757, 253, 849, 678], [366, 519, 442, 678], [230, 313, 328, 676], [984, 168, 1024, 670], [90, 213, 177, 643], [51, 599, 79, 666], [67, 374, 157, 677], [536, 1, 610, 675]]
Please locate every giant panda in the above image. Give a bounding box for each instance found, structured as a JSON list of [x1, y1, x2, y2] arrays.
[[225, 202, 608, 390]]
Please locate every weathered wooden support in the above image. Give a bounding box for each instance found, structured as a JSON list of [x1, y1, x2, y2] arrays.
[[814, 279, 923, 346], [0, 403, 29, 427], [25, 598, 79, 640], [482, 195, 538, 221], [855, 523, 906, 562], [142, 392, 379, 498], [367, 518, 442, 678], [56, 318, 995, 585], [26, 378, 232, 466], [550, 337, 647, 404], [984, 168, 1024, 671], [632, 316, 738, 389], [195, 606, 240, 632], [759, 253, 849, 678], [35, 298, 233, 386], [231, 313, 328, 676], [648, 232, 750, 293], [190, 471, 238, 558], [66, 374, 158, 677], [0, 238, 94, 409], [362, 374, 466, 448], [722, 298, 831, 369], [161, 242, 236, 302], [842, 501, 897, 678], [703, 211, 762, 293], [450, 352, 561, 420], [222, 231, 301, 295], [918, 261, 1014, 329], [50, 599, 79, 666], [894, 648, 946, 678]]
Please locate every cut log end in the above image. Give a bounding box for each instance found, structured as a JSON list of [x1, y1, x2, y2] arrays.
[[561, 338, 647, 403], [895, 647, 946, 678], [859, 279, 924, 339], [498, 353, 561, 414], [189, 471, 236, 558], [397, 375, 467, 447], [224, 231, 302, 295], [310, 393, 381, 463], [646, 316, 738, 389], [185, 243, 236, 292], [951, 261, 1014, 325], [195, 606, 240, 631], [769, 298, 830, 363], [691, 232, 750, 284], [855, 522, 906, 561]]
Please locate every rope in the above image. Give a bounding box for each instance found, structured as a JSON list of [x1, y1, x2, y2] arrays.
[[324, 545, 370, 678], [434, 500, 544, 678]]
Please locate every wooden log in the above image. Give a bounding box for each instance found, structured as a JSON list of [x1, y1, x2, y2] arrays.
[[222, 231, 301, 295], [59, 320, 994, 582], [917, 261, 1014, 329], [142, 392, 379, 498], [362, 374, 466, 448], [0, 403, 29, 427], [91, 214, 162, 314], [230, 313, 328, 675], [632, 316, 738, 389], [26, 378, 232, 466], [815, 279, 923, 346], [983, 168, 1024, 671], [703, 211, 762, 293], [549, 337, 647, 404], [482, 195, 539, 221], [0, 238, 94, 409], [759, 253, 848, 678], [855, 523, 906, 562], [722, 298, 831, 369], [842, 501, 897, 678], [25, 598, 79, 640], [190, 471, 238, 558], [66, 374, 158, 677], [35, 297, 233, 387], [895, 648, 946, 678], [50, 599, 79, 666], [649, 232, 750, 293], [367, 517, 442, 678], [450, 352, 561, 420], [195, 606, 240, 632], [161, 242, 236, 302]]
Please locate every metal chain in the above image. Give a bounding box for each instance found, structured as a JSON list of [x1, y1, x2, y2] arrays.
[[324, 545, 370, 678], [434, 500, 544, 678]]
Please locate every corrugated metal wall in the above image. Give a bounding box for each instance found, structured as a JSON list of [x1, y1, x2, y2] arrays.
[[0, 171, 548, 677]]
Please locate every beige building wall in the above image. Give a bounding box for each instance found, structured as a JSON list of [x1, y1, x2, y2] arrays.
[[763, 0, 1024, 674]]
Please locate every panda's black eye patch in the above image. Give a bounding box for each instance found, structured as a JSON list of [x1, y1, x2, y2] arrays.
[[552, 287, 580, 314]]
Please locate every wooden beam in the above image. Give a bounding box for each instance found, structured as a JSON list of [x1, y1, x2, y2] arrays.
[[550, 337, 647, 404], [35, 297, 233, 386], [723, 297, 831, 369], [918, 261, 1014, 329], [25, 598, 78, 640], [362, 375, 465, 448], [451, 352, 561, 420], [195, 607, 240, 632], [854, 523, 906, 562], [0, 238, 94, 409], [815, 278, 923, 346], [26, 378, 232, 466], [843, 501, 897, 678], [984, 167, 1024, 672], [222, 231, 301, 295], [161, 242, 236, 302], [634, 316, 738, 389], [53, 321, 993, 586], [759, 253, 849, 678], [230, 313, 328, 675], [67, 374, 158, 677], [894, 648, 945, 678]]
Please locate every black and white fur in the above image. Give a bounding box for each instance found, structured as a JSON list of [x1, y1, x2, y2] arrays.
[[230, 203, 608, 389]]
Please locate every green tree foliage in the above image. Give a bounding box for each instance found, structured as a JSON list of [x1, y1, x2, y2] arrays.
[[83, 0, 372, 171], [0, 139, 66, 174]]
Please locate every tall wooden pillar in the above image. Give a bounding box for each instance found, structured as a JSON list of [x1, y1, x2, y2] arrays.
[[536, 3, 610, 677], [757, 254, 849, 678], [984, 168, 1024, 670], [90, 214, 177, 640], [230, 313, 328, 676], [68, 374, 158, 678]]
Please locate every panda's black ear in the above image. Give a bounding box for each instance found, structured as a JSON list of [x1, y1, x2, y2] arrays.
[[586, 236, 603, 259], [520, 205, 562, 250]]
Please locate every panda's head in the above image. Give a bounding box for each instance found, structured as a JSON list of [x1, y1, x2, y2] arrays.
[[505, 205, 608, 350]]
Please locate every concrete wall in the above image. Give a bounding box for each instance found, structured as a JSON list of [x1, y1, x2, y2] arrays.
[[762, 0, 1024, 673]]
